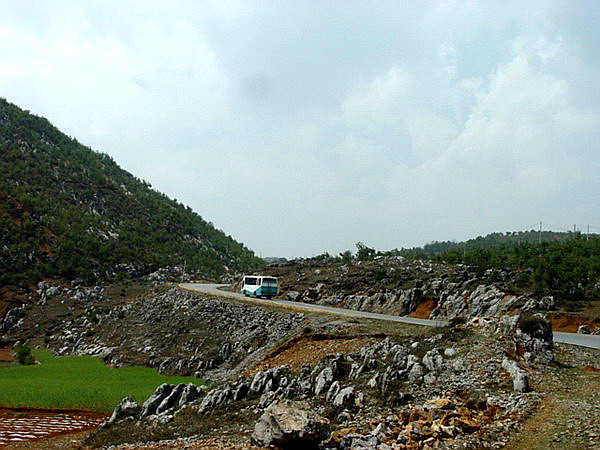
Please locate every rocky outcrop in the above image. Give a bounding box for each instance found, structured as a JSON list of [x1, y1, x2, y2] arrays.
[[102, 382, 204, 428], [43, 289, 304, 381], [484, 313, 554, 363], [251, 400, 330, 448], [0, 307, 24, 333], [282, 259, 556, 322], [106, 397, 140, 426]]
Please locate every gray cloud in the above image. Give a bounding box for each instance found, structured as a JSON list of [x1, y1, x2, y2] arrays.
[[1, 1, 599, 257]]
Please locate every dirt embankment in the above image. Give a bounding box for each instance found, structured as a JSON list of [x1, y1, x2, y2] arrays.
[[548, 314, 600, 333]]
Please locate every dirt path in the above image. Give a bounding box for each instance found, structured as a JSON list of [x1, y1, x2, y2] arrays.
[[506, 350, 600, 449]]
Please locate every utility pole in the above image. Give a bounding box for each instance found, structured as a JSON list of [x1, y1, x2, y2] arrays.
[[539, 221, 542, 244], [588, 224, 590, 241], [573, 224, 577, 233]]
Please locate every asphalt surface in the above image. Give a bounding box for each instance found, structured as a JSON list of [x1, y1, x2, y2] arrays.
[[179, 283, 600, 350]]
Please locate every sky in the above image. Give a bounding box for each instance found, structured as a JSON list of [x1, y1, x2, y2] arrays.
[[1, 0, 599, 257]]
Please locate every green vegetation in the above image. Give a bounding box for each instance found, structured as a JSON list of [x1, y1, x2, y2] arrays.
[[335, 234, 600, 308], [0, 98, 263, 287], [15, 343, 35, 365], [0, 350, 204, 412], [430, 236, 600, 308], [400, 230, 591, 256]]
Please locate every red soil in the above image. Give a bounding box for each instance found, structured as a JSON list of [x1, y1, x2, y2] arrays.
[[548, 314, 600, 333], [0, 408, 108, 447], [409, 297, 438, 319]]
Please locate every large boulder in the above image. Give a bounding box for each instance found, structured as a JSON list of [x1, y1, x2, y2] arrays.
[[251, 400, 330, 448], [107, 397, 140, 425], [140, 384, 173, 417]]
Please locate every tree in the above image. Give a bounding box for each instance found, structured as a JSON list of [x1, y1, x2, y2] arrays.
[[355, 242, 376, 261]]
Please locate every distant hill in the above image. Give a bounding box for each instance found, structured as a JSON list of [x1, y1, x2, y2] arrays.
[[0, 98, 263, 286], [403, 230, 592, 256]]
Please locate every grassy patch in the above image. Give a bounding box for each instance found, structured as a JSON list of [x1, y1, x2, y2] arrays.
[[0, 350, 204, 412]]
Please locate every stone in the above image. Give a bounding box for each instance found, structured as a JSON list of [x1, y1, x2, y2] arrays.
[[141, 384, 173, 417], [333, 387, 355, 408], [408, 363, 424, 382], [578, 325, 590, 334], [251, 399, 330, 448], [287, 291, 301, 301], [502, 357, 530, 393], [156, 383, 185, 414], [422, 348, 444, 373], [315, 367, 334, 395], [178, 383, 200, 408], [233, 381, 250, 402], [326, 381, 341, 403], [444, 348, 457, 357], [250, 370, 271, 395], [107, 397, 140, 424]]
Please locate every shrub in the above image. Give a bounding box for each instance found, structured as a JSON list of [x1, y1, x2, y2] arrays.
[[15, 343, 35, 365], [373, 268, 387, 281], [518, 314, 552, 339]]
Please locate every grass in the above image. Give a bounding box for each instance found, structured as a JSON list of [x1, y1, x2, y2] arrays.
[[0, 350, 204, 412]]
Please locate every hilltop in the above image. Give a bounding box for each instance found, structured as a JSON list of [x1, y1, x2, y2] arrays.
[[0, 98, 263, 289]]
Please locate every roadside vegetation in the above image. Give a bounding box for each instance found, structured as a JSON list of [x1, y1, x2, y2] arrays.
[[0, 350, 204, 412]]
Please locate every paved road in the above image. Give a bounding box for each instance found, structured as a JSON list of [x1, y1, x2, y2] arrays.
[[180, 283, 600, 350]]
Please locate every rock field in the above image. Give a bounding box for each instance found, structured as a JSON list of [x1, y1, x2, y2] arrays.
[[2, 262, 599, 449]]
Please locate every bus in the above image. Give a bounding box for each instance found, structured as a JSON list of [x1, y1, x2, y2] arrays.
[[241, 275, 278, 299]]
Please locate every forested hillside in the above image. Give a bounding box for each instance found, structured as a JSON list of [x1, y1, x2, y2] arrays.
[[404, 230, 586, 256], [0, 98, 263, 286], [389, 232, 600, 307]]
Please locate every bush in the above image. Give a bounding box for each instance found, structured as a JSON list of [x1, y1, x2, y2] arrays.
[[15, 343, 35, 365], [518, 314, 552, 339], [373, 268, 387, 281]]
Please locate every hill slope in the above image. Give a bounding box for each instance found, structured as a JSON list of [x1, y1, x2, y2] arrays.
[[0, 98, 262, 286]]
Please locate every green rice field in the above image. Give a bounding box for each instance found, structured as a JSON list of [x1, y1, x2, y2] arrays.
[[0, 351, 204, 412]]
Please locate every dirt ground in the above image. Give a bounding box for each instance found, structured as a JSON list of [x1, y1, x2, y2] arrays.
[[506, 345, 600, 450], [247, 334, 383, 375]]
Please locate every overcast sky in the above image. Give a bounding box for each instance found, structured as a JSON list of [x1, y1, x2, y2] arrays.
[[1, 1, 599, 257]]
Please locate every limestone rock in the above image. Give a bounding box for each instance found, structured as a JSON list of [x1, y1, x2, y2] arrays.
[[251, 399, 330, 448], [141, 384, 173, 417], [107, 397, 140, 425], [333, 387, 355, 408], [502, 357, 530, 393]]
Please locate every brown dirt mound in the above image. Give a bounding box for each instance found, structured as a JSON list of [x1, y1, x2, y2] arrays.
[[247, 333, 384, 375], [409, 297, 438, 319], [548, 314, 600, 333], [0, 349, 14, 362]]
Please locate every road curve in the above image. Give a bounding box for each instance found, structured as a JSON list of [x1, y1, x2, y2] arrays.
[[179, 283, 600, 350], [179, 283, 449, 327]]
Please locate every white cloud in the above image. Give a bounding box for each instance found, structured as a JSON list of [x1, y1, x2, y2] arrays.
[[0, 16, 230, 163], [1, 2, 599, 257], [379, 37, 600, 244]]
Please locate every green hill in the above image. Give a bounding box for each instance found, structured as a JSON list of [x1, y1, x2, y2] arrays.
[[390, 231, 600, 307], [407, 230, 588, 256], [0, 98, 263, 286]]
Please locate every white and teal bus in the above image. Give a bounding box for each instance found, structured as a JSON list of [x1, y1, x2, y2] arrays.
[[241, 275, 278, 299]]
